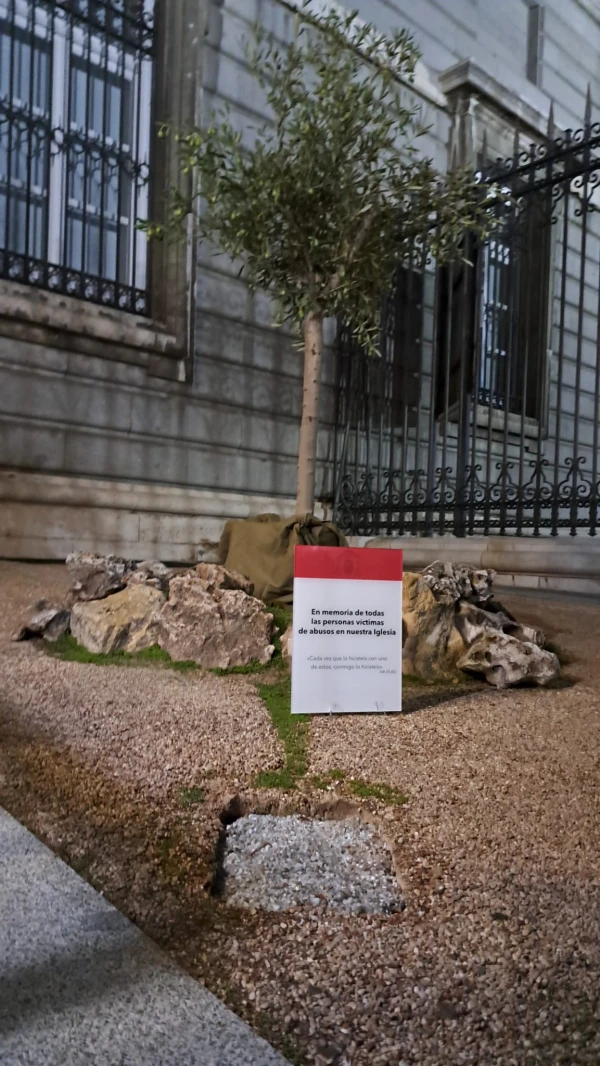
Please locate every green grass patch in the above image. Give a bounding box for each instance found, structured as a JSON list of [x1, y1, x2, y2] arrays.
[[309, 768, 407, 806], [212, 660, 268, 676], [254, 681, 407, 804], [254, 675, 308, 789], [309, 768, 347, 790], [180, 786, 205, 808], [329, 767, 345, 780], [346, 779, 408, 805], [254, 768, 297, 791], [46, 634, 198, 671], [309, 773, 337, 791], [47, 604, 293, 677]]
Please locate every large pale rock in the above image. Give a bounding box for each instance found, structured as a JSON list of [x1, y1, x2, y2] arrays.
[[402, 572, 465, 680], [70, 585, 165, 655], [158, 572, 274, 669], [66, 551, 134, 604], [194, 563, 254, 595], [13, 600, 70, 643], [126, 560, 173, 595], [280, 625, 293, 664], [458, 631, 559, 689], [421, 561, 495, 605]]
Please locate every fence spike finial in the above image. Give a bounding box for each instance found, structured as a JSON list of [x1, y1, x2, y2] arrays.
[[512, 125, 520, 159], [547, 101, 555, 141], [585, 83, 592, 126]]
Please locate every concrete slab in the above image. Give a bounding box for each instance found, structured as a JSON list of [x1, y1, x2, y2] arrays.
[[0, 808, 290, 1066]]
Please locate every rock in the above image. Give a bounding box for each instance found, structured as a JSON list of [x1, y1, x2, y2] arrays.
[[195, 563, 254, 596], [12, 600, 70, 643], [158, 571, 274, 669], [456, 602, 546, 649], [280, 625, 293, 663], [485, 598, 517, 623], [196, 540, 220, 565], [162, 573, 274, 668], [66, 551, 134, 604], [126, 560, 172, 594], [457, 631, 560, 689], [70, 585, 165, 655], [455, 602, 508, 645], [505, 622, 546, 647], [421, 561, 496, 605], [402, 572, 464, 680]]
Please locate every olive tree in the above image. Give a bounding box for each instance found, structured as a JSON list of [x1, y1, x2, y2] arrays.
[[151, 4, 494, 515]]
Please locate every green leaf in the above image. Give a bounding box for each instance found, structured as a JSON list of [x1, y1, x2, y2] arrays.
[[150, 5, 495, 354]]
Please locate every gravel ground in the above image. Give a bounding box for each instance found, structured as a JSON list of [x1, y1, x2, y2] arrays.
[[0, 561, 599, 1066], [222, 814, 402, 915]]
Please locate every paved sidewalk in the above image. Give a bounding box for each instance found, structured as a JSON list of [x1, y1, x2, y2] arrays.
[[0, 808, 290, 1066]]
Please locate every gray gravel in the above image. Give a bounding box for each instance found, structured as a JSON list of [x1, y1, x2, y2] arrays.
[[222, 814, 403, 915]]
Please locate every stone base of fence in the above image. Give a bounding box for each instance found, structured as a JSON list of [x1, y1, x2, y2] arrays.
[[349, 535, 600, 597]]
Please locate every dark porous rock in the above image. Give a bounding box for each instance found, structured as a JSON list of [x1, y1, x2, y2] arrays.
[[66, 551, 135, 604], [13, 600, 70, 643]]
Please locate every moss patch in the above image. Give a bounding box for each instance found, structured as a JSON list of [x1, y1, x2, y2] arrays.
[[309, 768, 407, 806], [254, 768, 298, 791], [346, 779, 407, 805], [46, 634, 199, 671], [180, 786, 205, 808], [47, 604, 293, 675], [254, 675, 308, 789]]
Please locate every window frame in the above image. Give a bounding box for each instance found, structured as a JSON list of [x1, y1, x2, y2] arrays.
[[0, 0, 153, 306], [0, 0, 204, 376], [435, 187, 555, 440]]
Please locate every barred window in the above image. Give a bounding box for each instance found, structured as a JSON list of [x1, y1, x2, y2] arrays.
[[436, 191, 552, 425], [0, 0, 154, 314]]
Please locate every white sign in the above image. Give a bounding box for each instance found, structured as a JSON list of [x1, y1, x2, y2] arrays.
[[291, 546, 403, 715]]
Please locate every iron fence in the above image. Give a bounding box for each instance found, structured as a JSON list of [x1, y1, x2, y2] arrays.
[[333, 97, 600, 538], [0, 0, 154, 314]]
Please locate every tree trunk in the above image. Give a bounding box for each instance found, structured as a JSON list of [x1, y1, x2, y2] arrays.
[[296, 310, 323, 515]]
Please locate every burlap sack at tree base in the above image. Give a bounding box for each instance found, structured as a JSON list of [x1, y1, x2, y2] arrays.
[[217, 513, 348, 605]]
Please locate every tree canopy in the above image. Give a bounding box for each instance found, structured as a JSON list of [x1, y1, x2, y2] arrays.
[[149, 3, 495, 352]]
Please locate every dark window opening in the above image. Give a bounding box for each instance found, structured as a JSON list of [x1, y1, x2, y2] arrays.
[[0, 0, 154, 314], [435, 189, 552, 425], [336, 264, 425, 435]]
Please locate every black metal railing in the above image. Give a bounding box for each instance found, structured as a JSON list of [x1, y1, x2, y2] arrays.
[[333, 96, 600, 538], [0, 0, 154, 314]]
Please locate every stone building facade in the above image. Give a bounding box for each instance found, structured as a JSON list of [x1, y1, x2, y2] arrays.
[[1, 0, 600, 562]]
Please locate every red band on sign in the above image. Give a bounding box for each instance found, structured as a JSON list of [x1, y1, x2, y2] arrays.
[[294, 546, 403, 582]]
